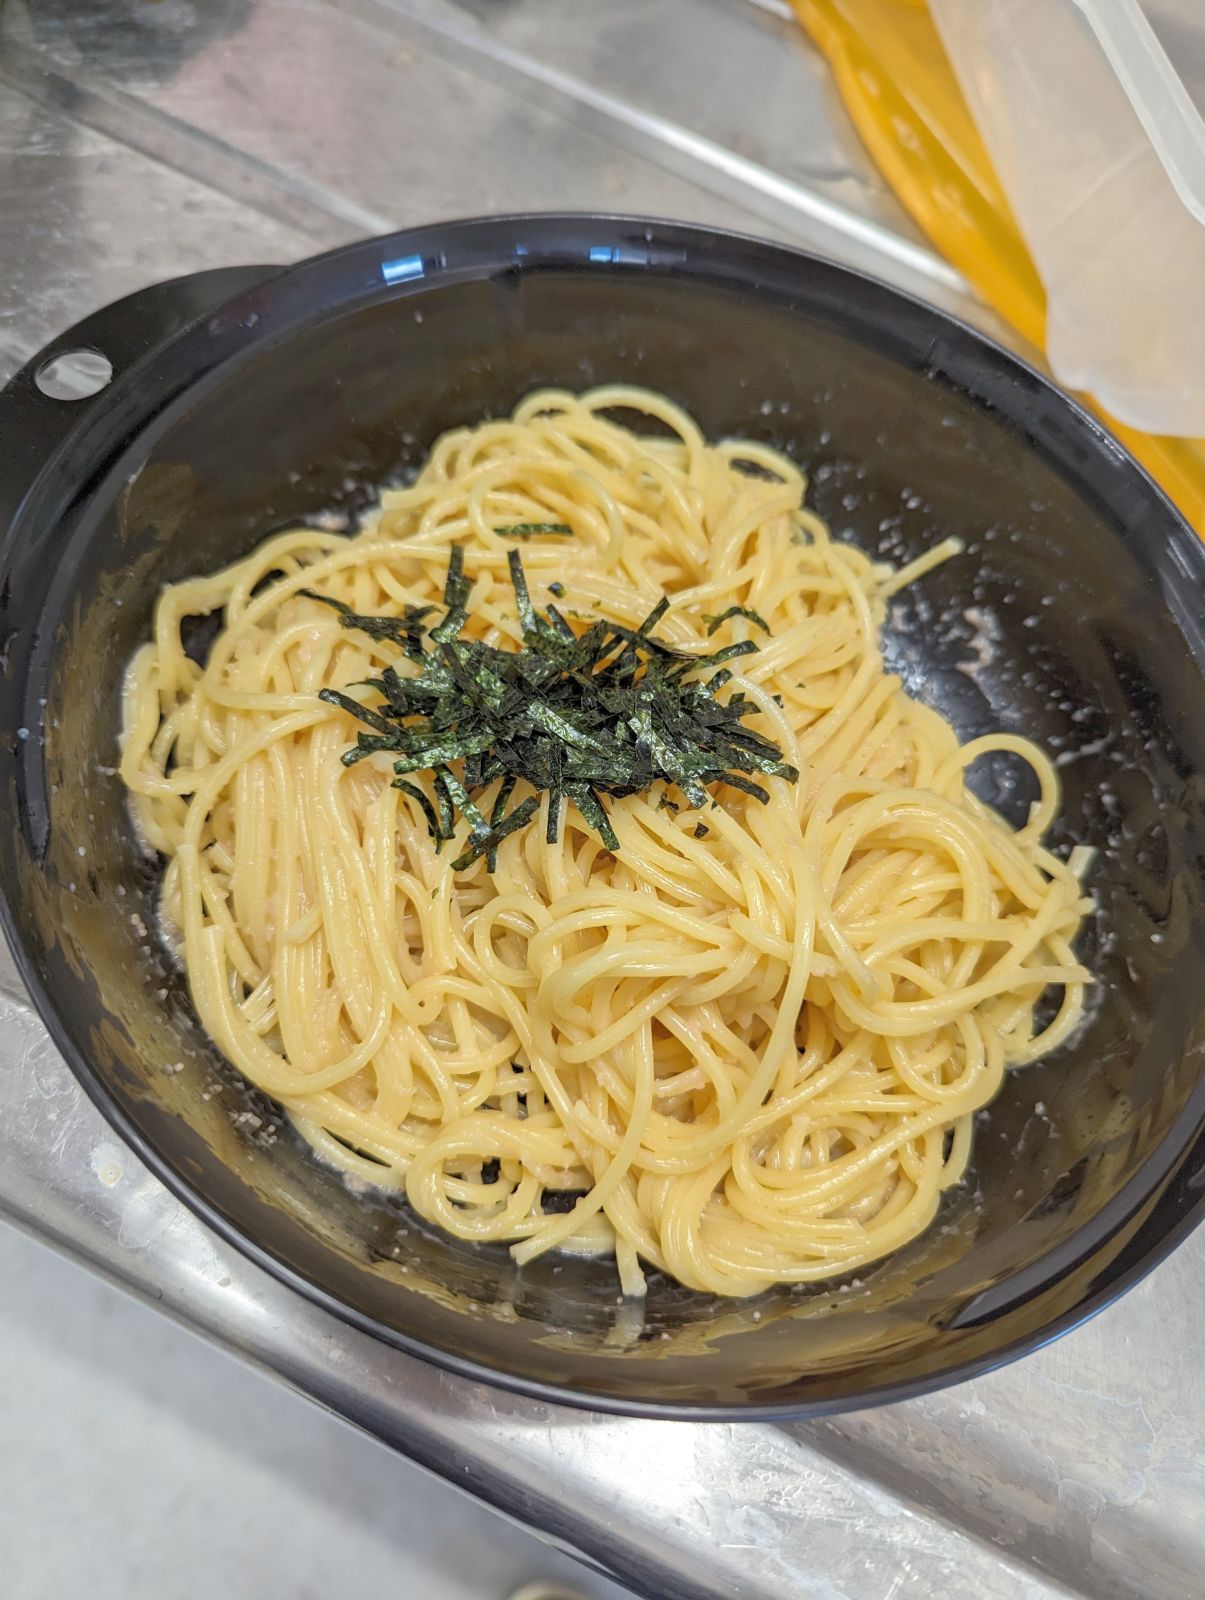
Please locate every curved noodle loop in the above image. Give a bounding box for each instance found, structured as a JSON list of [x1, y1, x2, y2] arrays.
[[121, 388, 1091, 1296]]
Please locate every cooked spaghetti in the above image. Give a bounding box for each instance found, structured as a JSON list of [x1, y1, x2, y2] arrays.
[[120, 387, 1092, 1297]]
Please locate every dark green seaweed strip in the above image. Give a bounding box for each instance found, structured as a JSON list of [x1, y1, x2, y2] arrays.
[[494, 522, 573, 538], [452, 793, 540, 870], [392, 779, 444, 846], [703, 604, 770, 636]]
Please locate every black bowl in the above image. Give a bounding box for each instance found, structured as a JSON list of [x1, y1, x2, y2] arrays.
[[2, 216, 1204, 1418]]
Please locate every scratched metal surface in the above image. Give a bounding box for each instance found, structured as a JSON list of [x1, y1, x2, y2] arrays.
[[1, 3, 1203, 1597]]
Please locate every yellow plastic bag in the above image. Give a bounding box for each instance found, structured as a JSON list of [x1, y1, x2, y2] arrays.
[[792, 0, 1205, 536]]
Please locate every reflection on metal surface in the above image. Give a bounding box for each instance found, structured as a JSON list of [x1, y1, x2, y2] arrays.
[[0, 1, 1201, 1596], [338, 0, 964, 293]]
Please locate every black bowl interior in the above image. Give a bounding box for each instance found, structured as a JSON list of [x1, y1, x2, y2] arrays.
[[2, 219, 1204, 1415]]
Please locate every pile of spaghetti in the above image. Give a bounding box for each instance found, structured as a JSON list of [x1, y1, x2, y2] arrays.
[[120, 387, 1092, 1297]]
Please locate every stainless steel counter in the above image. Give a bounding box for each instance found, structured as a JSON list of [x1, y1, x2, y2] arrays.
[[1, 3, 1202, 1597]]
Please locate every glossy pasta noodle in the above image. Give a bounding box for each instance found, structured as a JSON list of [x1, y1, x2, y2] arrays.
[[120, 387, 1092, 1297]]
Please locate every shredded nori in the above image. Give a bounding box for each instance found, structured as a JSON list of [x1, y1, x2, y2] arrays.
[[308, 551, 797, 869], [493, 522, 573, 538], [702, 604, 770, 636]]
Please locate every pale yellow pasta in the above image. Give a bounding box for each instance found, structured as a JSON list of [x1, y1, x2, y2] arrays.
[[120, 387, 1092, 1297]]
